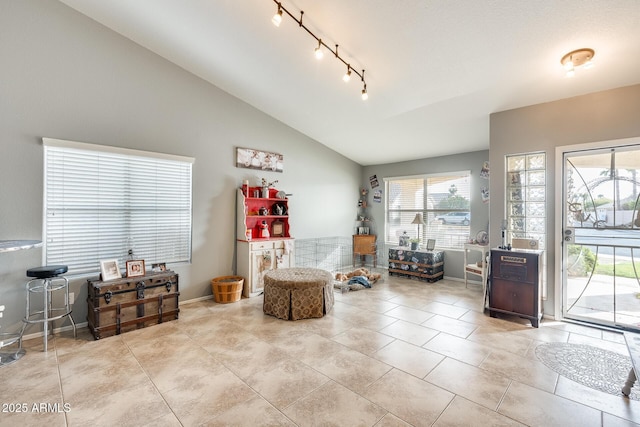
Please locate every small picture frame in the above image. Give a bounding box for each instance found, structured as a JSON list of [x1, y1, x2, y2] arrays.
[[126, 260, 146, 278], [271, 220, 284, 237], [151, 262, 167, 272], [399, 235, 409, 247], [426, 239, 436, 251], [100, 259, 121, 281]]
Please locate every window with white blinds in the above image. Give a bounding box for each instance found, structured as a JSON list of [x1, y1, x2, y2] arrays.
[[43, 138, 193, 276], [385, 172, 471, 249]]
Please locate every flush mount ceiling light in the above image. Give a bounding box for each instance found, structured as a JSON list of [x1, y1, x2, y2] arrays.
[[561, 48, 595, 78], [271, 0, 368, 100]]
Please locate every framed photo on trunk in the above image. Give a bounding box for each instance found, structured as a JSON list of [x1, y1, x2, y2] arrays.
[[100, 259, 121, 281], [126, 260, 145, 278]]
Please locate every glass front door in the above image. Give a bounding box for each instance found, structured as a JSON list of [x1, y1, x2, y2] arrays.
[[562, 144, 640, 329]]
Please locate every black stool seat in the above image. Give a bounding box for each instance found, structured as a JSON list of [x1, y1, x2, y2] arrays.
[[26, 265, 68, 279]]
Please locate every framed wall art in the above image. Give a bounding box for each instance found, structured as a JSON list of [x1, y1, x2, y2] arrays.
[[236, 147, 283, 172]]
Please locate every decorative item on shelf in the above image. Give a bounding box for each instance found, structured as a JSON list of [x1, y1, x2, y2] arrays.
[[242, 180, 249, 196], [273, 204, 284, 216], [358, 188, 368, 208], [475, 230, 489, 245], [426, 239, 436, 251], [259, 220, 270, 238], [259, 206, 268, 216], [261, 178, 278, 198], [272, 220, 284, 237]]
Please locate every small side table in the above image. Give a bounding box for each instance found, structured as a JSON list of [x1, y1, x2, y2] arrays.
[[464, 244, 490, 309], [353, 234, 376, 268]]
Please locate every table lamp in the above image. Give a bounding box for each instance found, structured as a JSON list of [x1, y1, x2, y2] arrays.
[[411, 213, 425, 241]]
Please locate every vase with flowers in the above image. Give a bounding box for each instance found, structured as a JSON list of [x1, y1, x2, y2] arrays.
[[261, 178, 278, 198]]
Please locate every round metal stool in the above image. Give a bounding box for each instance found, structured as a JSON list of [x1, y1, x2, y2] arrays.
[[0, 304, 25, 366], [20, 265, 77, 352]]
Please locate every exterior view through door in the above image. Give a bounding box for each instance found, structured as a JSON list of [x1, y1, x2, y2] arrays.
[[563, 141, 640, 330]]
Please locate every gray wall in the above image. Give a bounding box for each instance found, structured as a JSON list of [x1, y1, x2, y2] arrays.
[[362, 150, 491, 280], [490, 84, 640, 317], [0, 0, 360, 332]]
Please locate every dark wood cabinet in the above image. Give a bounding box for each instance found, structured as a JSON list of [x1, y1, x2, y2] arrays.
[[489, 249, 543, 327]]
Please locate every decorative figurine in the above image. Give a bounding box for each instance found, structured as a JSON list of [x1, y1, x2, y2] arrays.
[[260, 220, 270, 238]]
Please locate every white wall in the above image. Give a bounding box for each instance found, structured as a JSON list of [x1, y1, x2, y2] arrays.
[[490, 84, 640, 317], [0, 0, 360, 331]]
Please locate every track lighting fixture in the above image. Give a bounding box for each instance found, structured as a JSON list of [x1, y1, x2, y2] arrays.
[[560, 48, 595, 78], [270, 0, 368, 100]]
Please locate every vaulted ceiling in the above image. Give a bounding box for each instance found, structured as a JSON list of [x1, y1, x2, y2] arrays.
[[59, 0, 640, 165]]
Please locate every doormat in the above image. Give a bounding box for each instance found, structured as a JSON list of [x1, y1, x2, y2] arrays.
[[535, 342, 639, 400]]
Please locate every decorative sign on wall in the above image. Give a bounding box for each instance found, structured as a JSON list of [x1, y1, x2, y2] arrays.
[[480, 161, 490, 179], [236, 147, 283, 172]]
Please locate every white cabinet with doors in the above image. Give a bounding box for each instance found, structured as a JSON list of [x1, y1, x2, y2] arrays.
[[237, 239, 294, 298]]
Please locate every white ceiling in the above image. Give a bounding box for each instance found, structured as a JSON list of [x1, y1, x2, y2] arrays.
[[59, 0, 640, 166]]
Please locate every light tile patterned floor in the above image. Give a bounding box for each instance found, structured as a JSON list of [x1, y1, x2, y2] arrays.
[[2, 274, 640, 426]]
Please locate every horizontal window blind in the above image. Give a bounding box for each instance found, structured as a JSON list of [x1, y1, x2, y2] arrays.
[[43, 139, 193, 276], [386, 172, 471, 249]]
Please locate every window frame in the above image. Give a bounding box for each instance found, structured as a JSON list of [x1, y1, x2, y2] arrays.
[[42, 138, 194, 277], [385, 171, 471, 250]]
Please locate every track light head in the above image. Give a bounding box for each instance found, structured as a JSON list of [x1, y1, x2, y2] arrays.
[[272, 6, 283, 27], [361, 84, 368, 101], [314, 39, 323, 59], [343, 65, 351, 82]]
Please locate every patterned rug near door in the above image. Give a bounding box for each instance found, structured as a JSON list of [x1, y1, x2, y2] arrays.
[[535, 342, 640, 400]]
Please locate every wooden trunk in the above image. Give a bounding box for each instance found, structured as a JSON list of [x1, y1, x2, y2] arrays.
[[87, 271, 179, 339], [388, 248, 445, 282]]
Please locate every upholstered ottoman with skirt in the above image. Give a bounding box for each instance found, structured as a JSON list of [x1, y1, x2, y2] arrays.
[[263, 268, 334, 320]]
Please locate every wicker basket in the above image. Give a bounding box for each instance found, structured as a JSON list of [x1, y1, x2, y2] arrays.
[[211, 276, 244, 303]]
